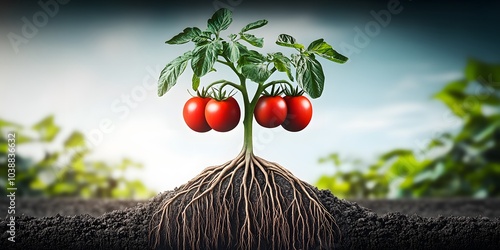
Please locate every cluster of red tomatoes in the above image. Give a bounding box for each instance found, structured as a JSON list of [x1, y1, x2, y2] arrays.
[[183, 95, 312, 133]]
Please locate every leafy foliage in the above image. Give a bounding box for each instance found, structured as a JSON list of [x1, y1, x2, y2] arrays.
[[0, 116, 156, 199], [158, 8, 347, 98], [317, 59, 500, 198]]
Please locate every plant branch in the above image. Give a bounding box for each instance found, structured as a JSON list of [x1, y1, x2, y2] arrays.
[[205, 80, 242, 92], [263, 80, 294, 90]]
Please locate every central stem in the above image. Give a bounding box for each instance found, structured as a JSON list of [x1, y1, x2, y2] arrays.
[[240, 74, 256, 155], [223, 56, 263, 156], [243, 103, 254, 154]]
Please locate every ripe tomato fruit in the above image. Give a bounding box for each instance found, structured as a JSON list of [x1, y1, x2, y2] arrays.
[[205, 97, 241, 132], [282, 95, 312, 132], [183, 97, 212, 132], [254, 96, 287, 128]]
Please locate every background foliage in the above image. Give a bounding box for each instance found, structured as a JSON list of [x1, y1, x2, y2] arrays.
[[0, 116, 156, 199], [317, 59, 500, 199]]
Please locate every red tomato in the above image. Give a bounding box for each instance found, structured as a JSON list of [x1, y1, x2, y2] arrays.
[[254, 96, 287, 128], [183, 97, 212, 132], [282, 96, 312, 132], [205, 97, 241, 132]]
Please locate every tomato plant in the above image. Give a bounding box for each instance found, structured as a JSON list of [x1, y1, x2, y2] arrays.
[[154, 8, 348, 250], [157, 8, 347, 149], [205, 97, 241, 132], [183, 96, 212, 132], [282, 95, 312, 132]]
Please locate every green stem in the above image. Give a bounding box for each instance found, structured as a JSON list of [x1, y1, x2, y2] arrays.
[[216, 56, 272, 155], [240, 75, 254, 155], [263, 80, 294, 90], [205, 80, 241, 92]]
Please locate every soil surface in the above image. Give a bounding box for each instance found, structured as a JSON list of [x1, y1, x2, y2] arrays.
[[1, 192, 500, 249]]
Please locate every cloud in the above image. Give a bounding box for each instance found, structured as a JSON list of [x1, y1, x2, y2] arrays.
[[332, 102, 427, 133], [388, 71, 462, 96]]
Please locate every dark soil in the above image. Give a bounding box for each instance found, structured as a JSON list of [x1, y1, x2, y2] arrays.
[[1, 191, 500, 249]]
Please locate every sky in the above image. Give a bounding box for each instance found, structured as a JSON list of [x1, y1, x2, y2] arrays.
[[1, 0, 500, 191]]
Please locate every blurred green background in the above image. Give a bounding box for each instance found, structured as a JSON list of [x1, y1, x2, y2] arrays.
[[316, 59, 500, 199], [1, 116, 155, 199]]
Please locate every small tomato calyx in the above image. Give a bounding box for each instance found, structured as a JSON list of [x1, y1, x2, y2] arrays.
[[210, 87, 237, 101], [283, 85, 305, 97]]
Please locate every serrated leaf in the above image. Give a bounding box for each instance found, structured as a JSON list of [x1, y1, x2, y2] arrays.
[[241, 19, 268, 32], [165, 27, 202, 44], [207, 8, 232, 34], [191, 41, 223, 77], [240, 33, 264, 48], [224, 41, 240, 63], [276, 34, 304, 50], [192, 74, 200, 91], [272, 52, 294, 81], [241, 63, 271, 83], [158, 51, 192, 96], [307, 38, 348, 64], [296, 55, 325, 98], [238, 50, 266, 65]]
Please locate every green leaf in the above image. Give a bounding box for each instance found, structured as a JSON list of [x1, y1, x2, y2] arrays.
[[272, 52, 294, 81], [52, 182, 77, 194], [442, 79, 468, 92], [465, 58, 500, 88], [276, 34, 304, 50], [207, 8, 232, 34], [241, 19, 268, 32], [295, 55, 325, 98], [241, 63, 271, 83], [165, 27, 202, 44], [224, 41, 241, 63], [238, 50, 266, 64], [189, 31, 213, 46], [32, 115, 60, 142], [64, 131, 86, 149], [319, 153, 341, 167], [307, 38, 348, 64], [434, 89, 482, 118], [380, 149, 413, 161], [191, 41, 223, 77], [240, 33, 264, 48], [235, 41, 250, 55], [0, 119, 21, 129], [192, 74, 200, 91], [237, 49, 268, 80], [158, 51, 193, 96]]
